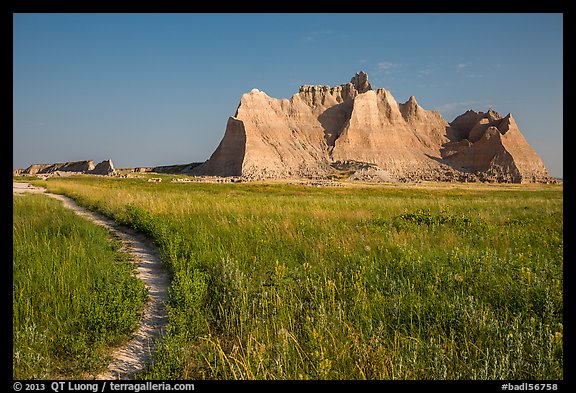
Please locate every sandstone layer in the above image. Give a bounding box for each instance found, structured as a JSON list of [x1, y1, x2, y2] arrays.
[[192, 72, 554, 183]]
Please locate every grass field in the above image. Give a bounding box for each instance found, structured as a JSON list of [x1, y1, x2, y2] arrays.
[[23, 175, 563, 379], [13, 193, 147, 379]]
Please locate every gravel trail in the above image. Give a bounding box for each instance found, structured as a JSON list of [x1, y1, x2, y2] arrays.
[[14, 182, 169, 379]]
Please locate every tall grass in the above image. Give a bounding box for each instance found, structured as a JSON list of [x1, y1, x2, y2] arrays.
[[13, 193, 147, 379], [36, 176, 563, 379]]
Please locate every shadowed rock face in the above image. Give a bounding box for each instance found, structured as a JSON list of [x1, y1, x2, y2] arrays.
[[89, 159, 116, 175], [192, 117, 246, 176], [193, 72, 555, 183]]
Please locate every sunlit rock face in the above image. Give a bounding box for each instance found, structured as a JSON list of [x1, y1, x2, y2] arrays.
[[193, 72, 554, 183]]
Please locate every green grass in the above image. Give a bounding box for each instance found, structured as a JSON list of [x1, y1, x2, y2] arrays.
[[13, 193, 147, 379], [31, 176, 563, 379]]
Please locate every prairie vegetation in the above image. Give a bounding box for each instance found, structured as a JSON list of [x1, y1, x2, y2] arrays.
[[26, 176, 563, 379], [13, 193, 147, 379]]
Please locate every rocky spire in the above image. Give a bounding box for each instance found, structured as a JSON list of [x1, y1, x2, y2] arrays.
[[485, 107, 502, 122], [399, 95, 422, 122], [350, 71, 372, 94]]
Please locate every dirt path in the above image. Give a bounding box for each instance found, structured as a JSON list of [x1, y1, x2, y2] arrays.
[[13, 182, 169, 380]]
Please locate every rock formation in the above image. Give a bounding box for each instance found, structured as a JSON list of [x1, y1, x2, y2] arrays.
[[192, 72, 554, 183], [20, 159, 116, 176], [89, 159, 116, 175], [441, 109, 552, 183], [22, 160, 95, 175]]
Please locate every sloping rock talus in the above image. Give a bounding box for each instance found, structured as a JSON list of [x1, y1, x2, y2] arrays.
[[192, 71, 554, 183]]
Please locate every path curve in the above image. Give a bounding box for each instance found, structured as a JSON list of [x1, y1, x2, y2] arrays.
[[13, 182, 169, 380]]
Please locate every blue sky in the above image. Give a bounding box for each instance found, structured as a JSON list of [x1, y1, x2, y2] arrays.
[[13, 13, 563, 177]]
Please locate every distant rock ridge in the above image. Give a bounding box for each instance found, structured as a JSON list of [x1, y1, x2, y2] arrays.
[[192, 71, 555, 183], [151, 163, 203, 174], [22, 160, 95, 175], [19, 159, 116, 176]]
